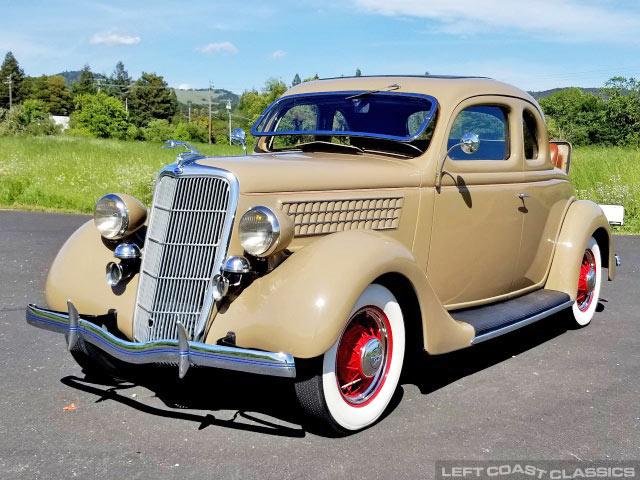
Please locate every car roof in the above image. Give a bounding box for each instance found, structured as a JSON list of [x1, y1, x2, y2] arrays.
[[284, 75, 539, 111]]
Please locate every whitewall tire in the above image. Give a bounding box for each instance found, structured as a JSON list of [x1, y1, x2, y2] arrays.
[[570, 236, 602, 327], [295, 284, 405, 434]]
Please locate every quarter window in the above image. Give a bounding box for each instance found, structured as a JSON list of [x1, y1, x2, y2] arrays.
[[523, 110, 539, 160], [448, 105, 509, 160]]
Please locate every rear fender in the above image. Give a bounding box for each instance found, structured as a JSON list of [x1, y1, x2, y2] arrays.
[[206, 230, 474, 358], [546, 200, 615, 299]]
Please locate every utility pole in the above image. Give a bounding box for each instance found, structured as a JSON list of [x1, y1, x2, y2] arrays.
[[188, 101, 192, 123], [5, 75, 12, 109], [208, 81, 213, 144], [226, 100, 232, 144]]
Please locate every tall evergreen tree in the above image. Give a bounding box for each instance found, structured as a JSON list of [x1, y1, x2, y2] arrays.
[[71, 64, 96, 96], [109, 61, 131, 101], [292, 73, 301, 86], [355, 68, 362, 77], [0, 51, 26, 108], [128, 72, 178, 126]]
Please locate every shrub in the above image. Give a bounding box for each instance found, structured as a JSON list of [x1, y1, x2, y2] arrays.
[[173, 121, 208, 143], [0, 100, 60, 136], [70, 92, 129, 139], [142, 119, 174, 142]]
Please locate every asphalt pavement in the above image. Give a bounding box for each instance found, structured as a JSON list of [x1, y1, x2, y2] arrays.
[[1, 210, 638, 479]]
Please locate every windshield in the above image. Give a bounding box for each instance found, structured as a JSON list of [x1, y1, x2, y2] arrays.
[[251, 91, 438, 156]]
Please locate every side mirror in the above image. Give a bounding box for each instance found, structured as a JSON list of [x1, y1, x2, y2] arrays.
[[230, 128, 247, 155], [459, 133, 480, 154], [436, 132, 480, 190]]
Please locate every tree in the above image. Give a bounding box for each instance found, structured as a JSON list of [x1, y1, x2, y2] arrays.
[[292, 73, 301, 86], [71, 64, 96, 96], [539, 88, 605, 145], [28, 75, 72, 115], [303, 73, 320, 82], [128, 72, 178, 126], [355, 68, 362, 77], [0, 51, 26, 108], [236, 78, 287, 124], [108, 61, 131, 102], [599, 77, 640, 145], [70, 91, 129, 138]]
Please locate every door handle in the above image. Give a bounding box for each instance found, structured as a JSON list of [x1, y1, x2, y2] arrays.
[[518, 193, 532, 199]]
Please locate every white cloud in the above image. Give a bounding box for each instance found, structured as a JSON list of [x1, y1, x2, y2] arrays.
[[90, 32, 141, 46], [198, 41, 238, 55], [353, 0, 640, 42], [271, 49, 287, 59]]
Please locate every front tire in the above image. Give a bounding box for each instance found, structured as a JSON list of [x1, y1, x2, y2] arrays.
[[570, 236, 602, 327], [295, 284, 405, 434]]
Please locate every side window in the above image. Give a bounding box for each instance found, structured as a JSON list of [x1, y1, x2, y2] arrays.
[[523, 110, 539, 160], [448, 105, 509, 160]]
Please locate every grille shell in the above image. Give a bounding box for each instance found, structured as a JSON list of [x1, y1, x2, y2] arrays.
[[133, 166, 238, 342]]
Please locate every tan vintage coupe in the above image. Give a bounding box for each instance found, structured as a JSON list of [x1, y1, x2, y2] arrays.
[[27, 76, 619, 434]]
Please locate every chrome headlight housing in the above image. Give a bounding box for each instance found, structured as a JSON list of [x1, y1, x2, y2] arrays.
[[94, 193, 147, 240], [239, 206, 293, 257], [94, 194, 129, 239]]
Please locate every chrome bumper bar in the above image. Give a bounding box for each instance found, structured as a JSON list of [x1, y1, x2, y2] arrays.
[[26, 302, 296, 379]]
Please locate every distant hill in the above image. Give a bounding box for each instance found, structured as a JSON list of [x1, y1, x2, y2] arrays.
[[173, 88, 239, 108], [54, 71, 240, 107], [56, 70, 107, 87], [528, 87, 601, 100]]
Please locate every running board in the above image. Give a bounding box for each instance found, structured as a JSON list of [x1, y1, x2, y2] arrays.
[[450, 290, 573, 345]]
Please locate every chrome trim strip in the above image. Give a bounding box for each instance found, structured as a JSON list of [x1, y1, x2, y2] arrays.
[[26, 304, 296, 378], [470, 300, 574, 345]]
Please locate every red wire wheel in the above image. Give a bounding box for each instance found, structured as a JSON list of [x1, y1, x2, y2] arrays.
[[335, 305, 392, 406], [576, 248, 597, 312]]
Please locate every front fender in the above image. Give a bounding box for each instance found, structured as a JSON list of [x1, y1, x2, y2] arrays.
[[45, 220, 138, 339], [545, 200, 615, 299], [206, 230, 474, 358]]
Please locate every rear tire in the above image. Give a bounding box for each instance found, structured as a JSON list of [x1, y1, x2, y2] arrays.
[[295, 284, 405, 434], [569, 236, 602, 327]]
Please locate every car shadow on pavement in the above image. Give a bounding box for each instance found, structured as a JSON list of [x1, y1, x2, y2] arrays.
[[61, 368, 308, 438], [403, 309, 593, 395], [59, 304, 602, 438]]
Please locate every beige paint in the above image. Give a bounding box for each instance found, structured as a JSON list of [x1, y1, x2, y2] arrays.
[[45, 220, 137, 339], [43, 76, 614, 358]]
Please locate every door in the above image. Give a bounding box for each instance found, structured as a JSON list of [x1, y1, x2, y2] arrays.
[[511, 106, 574, 291], [427, 98, 524, 308]]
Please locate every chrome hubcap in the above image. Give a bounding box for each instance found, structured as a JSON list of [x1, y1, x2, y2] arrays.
[[585, 269, 596, 292], [360, 338, 384, 378]]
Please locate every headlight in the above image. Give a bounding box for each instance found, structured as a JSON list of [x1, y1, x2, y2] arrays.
[[94, 194, 147, 239], [239, 206, 293, 256]]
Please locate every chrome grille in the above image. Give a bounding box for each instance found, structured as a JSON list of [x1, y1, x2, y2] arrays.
[[134, 172, 234, 342]]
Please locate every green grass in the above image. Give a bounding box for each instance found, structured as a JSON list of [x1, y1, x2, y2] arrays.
[[1, 136, 639, 232], [569, 145, 640, 233], [0, 136, 243, 213]]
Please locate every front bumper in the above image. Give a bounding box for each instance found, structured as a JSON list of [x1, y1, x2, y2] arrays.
[[26, 302, 296, 379]]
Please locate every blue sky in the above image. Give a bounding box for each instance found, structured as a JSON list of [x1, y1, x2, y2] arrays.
[[1, 0, 640, 94]]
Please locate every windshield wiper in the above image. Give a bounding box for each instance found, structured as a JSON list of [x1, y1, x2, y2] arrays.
[[345, 84, 400, 100], [297, 141, 364, 154]]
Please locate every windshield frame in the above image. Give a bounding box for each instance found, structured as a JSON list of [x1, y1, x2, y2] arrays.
[[251, 90, 439, 143]]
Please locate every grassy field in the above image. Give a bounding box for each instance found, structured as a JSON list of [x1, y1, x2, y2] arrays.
[[0, 136, 638, 232], [0, 136, 243, 213]]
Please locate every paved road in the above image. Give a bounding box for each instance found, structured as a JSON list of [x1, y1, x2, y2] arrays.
[[1, 210, 638, 479]]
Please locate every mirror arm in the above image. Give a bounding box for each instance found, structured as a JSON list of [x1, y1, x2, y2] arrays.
[[436, 142, 463, 191]]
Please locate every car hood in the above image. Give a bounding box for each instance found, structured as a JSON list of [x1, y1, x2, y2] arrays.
[[195, 151, 422, 193]]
